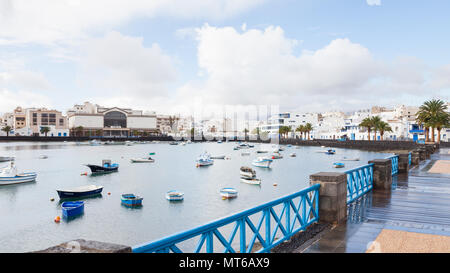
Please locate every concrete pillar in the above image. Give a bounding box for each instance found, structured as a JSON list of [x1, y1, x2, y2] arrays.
[[310, 172, 347, 224], [33, 239, 132, 253], [418, 148, 426, 161], [411, 150, 420, 165], [368, 159, 392, 190], [397, 152, 410, 173]]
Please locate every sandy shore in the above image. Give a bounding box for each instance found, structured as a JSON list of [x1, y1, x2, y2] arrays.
[[366, 229, 450, 253], [428, 160, 450, 174]]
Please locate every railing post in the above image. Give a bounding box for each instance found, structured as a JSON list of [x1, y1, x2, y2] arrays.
[[309, 172, 347, 224], [397, 152, 410, 173], [368, 159, 392, 190], [411, 149, 420, 165]]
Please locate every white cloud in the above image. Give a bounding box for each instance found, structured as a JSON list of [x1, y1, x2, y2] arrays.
[[0, 0, 266, 45], [0, 89, 53, 113], [366, 0, 381, 6], [174, 24, 384, 111], [77, 31, 177, 100]]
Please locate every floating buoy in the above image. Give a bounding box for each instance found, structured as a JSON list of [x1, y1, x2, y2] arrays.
[[50, 198, 55, 202], [54, 216, 61, 223], [81, 172, 87, 176], [108, 192, 111, 195], [196, 164, 199, 168], [273, 183, 278, 186]]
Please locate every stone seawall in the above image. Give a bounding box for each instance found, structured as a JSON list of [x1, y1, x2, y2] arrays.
[[0, 135, 175, 142]]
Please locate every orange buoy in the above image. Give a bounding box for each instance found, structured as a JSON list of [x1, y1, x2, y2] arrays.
[[50, 198, 55, 202], [273, 183, 278, 186], [108, 192, 111, 195], [54, 216, 61, 223]]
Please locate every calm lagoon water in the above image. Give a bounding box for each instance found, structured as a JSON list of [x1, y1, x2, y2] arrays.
[[0, 141, 392, 252]]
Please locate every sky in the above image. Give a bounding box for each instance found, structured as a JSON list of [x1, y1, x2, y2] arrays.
[[0, 0, 449, 115]]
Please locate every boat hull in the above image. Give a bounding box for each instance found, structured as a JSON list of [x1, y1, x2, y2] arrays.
[[252, 160, 272, 168], [61, 201, 84, 218], [57, 187, 103, 199], [0, 173, 37, 185], [240, 178, 261, 185], [130, 159, 155, 163], [86, 164, 118, 174], [121, 194, 143, 207]]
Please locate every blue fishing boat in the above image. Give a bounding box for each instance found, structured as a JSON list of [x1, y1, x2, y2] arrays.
[[196, 152, 214, 167], [121, 194, 143, 207], [325, 149, 336, 155], [61, 201, 84, 218], [85, 160, 118, 174], [56, 185, 103, 199], [333, 162, 345, 168], [166, 190, 184, 201]]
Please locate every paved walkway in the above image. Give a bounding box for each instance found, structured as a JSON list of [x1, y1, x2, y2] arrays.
[[300, 148, 450, 253]]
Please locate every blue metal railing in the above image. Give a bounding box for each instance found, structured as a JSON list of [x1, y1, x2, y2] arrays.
[[132, 184, 320, 253], [385, 155, 399, 176], [408, 152, 412, 166], [345, 164, 374, 204]]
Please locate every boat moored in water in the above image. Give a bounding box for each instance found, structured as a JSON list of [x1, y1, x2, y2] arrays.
[[289, 153, 296, 157], [130, 157, 155, 163], [166, 190, 184, 201], [240, 166, 256, 178], [0, 156, 14, 162], [56, 185, 103, 199], [252, 157, 273, 168], [121, 194, 143, 207], [333, 162, 345, 168], [196, 152, 214, 167], [240, 177, 261, 185], [271, 152, 283, 159], [85, 160, 119, 174], [0, 161, 37, 185], [61, 201, 84, 218], [220, 188, 238, 199], [325, 149, 336, 155]]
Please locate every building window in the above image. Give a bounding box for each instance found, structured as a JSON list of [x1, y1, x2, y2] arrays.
[[104, 111, 127, 128], [59, 119, 64, 126]]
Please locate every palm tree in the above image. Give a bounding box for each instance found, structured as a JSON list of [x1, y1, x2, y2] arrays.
[[40, 126, 50, 136], [304, 123, 313, 140], [359, 117, 374, 141], [278, 126, 290, 138], [75, 126, 84, 137], [416, 99, 448, 143], [377, 121, 393, 140], [295, 125, 304, 139], [168, 115, 179, 132], [371, 116, 382, 141], [243, 128, 249, 140], [434, 112, 450, 143], [1, 126, 11, 137], [416, 111, 431, 142]]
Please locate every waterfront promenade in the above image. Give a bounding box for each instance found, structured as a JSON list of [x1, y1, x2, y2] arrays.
[[296, 148, 450, 253]]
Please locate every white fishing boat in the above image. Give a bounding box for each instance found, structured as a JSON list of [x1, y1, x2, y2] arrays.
[[39, 155, 48, 159], [196, 152, 214, 167], [220, 188, 238, 199], [289, 153, 296, 157], [240, 177, 261, 185], [271, 152, 283, 159], [341, 157, 360, 161], [252, 157, 273, 168], [89, 140, 101, 146], [130, 157, 155, 163], [0, 161, 37, 185], [240, 166, 256, 178], [125, 141, 133, 146], [166, 190, 184, 201], [0, 156, 14, 162]]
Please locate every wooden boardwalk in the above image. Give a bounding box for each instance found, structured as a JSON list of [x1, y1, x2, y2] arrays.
[[299, 149, 450, 253]]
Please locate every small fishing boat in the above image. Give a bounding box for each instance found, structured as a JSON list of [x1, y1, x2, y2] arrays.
[[240, 166, 256, 178], [240, 177, 261, 185], [333, 162, 345, 168], [271, 152, 283, 159], [289, 153, 296, 157], [233, 146, 240, 150], [130, 157, 155, 163], [252, 157, 273, 168], [196, 152, 214, 167], [256, 150, 268, 154], [39, 155, 48, 159], [125, 141, 133, 146], [169, 142, 179, 145], [241, 152, 251, 156], [85, 160, 119, 174], [220, 188, 238, 199], [0, 156, 14, 162], [149, 152, 156, 155], [166, 190, 184, 201], [61, 201, 84, 218], [287, 144, 292, 147], [211, 155, 226, 159], [56, 185, 103, 199], [89, 140, 101, 146], [325, 149, 336, 155], [0, 161, 37, 185], [217, 140, 223, 144], [341, 157, 360, 161], [248, 144, 254, 148], [121, 194, 143, 207]]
